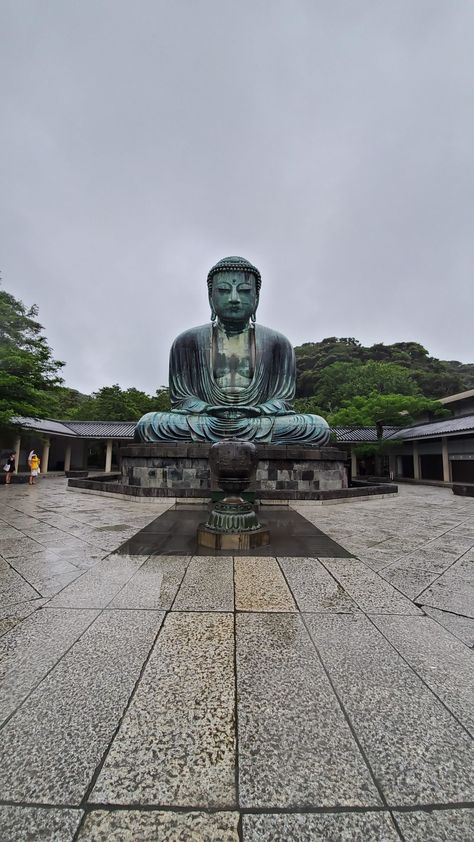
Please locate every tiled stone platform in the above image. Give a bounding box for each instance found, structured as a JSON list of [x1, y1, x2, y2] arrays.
[[0, 479, 473, 840]]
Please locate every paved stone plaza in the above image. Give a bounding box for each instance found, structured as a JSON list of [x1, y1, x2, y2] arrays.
[[0, 479, 473, 841]]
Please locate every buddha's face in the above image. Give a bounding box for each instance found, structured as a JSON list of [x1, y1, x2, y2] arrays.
[[210, 271, 258, 324]]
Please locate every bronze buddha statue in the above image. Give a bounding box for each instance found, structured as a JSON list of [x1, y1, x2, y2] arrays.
[[135, 256, 330, 445]]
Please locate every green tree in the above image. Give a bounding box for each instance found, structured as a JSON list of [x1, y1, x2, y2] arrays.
[[328, 393, 448, 427], [316, 360, 419, 412], [0, 288, 64, 429], [71, 384, 170, 421], [294, 337, 471, 402], [54, 387, 89, 419]]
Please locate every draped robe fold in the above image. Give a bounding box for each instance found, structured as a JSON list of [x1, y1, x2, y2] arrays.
[[135, 323, 330, 445]]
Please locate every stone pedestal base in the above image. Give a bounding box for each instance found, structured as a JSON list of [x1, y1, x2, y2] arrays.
[[197, 524, 271, 550], [120, 442, 348, 499]]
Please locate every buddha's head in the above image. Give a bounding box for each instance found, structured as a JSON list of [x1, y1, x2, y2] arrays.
[[207, 256, 261, 327]]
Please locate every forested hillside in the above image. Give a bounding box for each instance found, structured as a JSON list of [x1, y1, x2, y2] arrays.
[[295, 338, 474, 408]]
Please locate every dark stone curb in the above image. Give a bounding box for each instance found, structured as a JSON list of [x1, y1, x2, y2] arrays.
[[68, 475, 397, 501]]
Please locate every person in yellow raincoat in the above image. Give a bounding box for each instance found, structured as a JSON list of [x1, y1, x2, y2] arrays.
[[29, 451, 40, 485]]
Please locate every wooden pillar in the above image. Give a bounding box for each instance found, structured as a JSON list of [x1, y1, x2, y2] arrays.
[[14, 435, 21, 473], [105, 439, 113, 473], [413, 442, 420, 480], [64, 442, 72, 472], [42, 438, 50, 474], [442, 437, 451, 483], [351, 450, 357, 478]]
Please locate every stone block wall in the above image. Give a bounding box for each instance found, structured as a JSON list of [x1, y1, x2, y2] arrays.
[[120, 443, 348, 497]]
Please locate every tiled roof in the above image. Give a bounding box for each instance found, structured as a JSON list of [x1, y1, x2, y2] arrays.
[[440, 389, 474, 404], [13, 417, 77, 436], [65, 421, 136, 438], [386, 414, 474, 440], [330, 427, 399, 443], [13, 417, 136, 439], [15, 415, 474, 443]]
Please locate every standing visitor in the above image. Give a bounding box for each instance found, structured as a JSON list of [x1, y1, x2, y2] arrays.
[[3, 452, 15, 484], [29, 451, 40, 485]]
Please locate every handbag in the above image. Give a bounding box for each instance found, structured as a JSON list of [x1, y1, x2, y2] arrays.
[[3, 464, 9, 472]]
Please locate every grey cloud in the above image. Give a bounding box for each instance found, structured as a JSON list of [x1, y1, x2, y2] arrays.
[[1, 0, 473, 393]]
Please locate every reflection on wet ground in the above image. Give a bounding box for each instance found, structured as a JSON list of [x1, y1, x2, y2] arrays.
[[116, 505, 354, 557]]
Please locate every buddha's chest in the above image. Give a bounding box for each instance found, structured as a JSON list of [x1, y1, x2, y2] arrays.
[[213, 330, 253, 391]]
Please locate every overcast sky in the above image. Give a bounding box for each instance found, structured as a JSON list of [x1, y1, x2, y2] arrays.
[[1, 1, 473, 395]]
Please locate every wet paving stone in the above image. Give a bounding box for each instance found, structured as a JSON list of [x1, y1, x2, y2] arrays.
[[172, 556, 234, 611], [90, 612, 236, 808], [77, 809, 240, 841], [322, 558, 422, 614], [423, 605, 474, 648], [0, 479, 473, 834], [0, 609, 162, 804], [279, 556, 358, 612], [0, 606, 98, 725], [235, 557, 296, 612], [109, 555, 189, 609], [242, 811, 401, 841], [372, 614, 474, 734], [236, 612, 380, 808], [393, 807, 474, 841], [0, 805, 83, 842], [305, 613, 474, 805], [46, 553, 145, 608]]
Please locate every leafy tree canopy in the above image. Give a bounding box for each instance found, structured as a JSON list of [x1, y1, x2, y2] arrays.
[[0, 288, 64, 429], [295, 338, 474, 401], [315, 360, 419, 412], [68, 384, 170, 422], [328, 393, 449, 427]]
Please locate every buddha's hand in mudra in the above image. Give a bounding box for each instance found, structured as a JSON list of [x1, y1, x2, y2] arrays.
[[207, 405, 262, 418]]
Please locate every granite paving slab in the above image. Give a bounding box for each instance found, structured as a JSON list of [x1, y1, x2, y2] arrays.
[[9, 551, 79, 583], [393, 807, 474, 841], [242, 811, 401, 841], [77, 809, 240, 841], [0, 606, 98, 725], [0, 598, 45, 637], [108, 555, 189, 609], [420, 563, 474, 618], [0, 609, 163, 804], [0, 805, 83, 842], [424, 605, 474, 648], [385, 548, 463, 574], [236, 612, 380, 808], [322, 559, 421, 614], [352, 554, 394, 572], [46, 553, 146, 608], [380, 565, 439, 600], [279, 556, 358, 612], [372, 614, 474, 734], [0, 564, 40, 606], [425, 534, 474, 555], [234, 557, 296, 611], [172, 556, 234, 611], [305, 613, 474, 805], [33, 568, 83, 598], [0, 535, 44, 558], [90, 612, 236, 807]]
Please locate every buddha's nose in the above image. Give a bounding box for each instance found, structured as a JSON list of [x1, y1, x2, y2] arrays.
[[230, 286, 240, 303]]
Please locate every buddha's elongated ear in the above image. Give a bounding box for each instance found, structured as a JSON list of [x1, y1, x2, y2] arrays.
[[210, 307, 216, 322], [251, 291, 259, 322]]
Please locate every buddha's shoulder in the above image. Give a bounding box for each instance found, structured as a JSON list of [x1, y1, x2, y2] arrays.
[[256, 323, 293, 349], [171, 324, 211, 348]]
